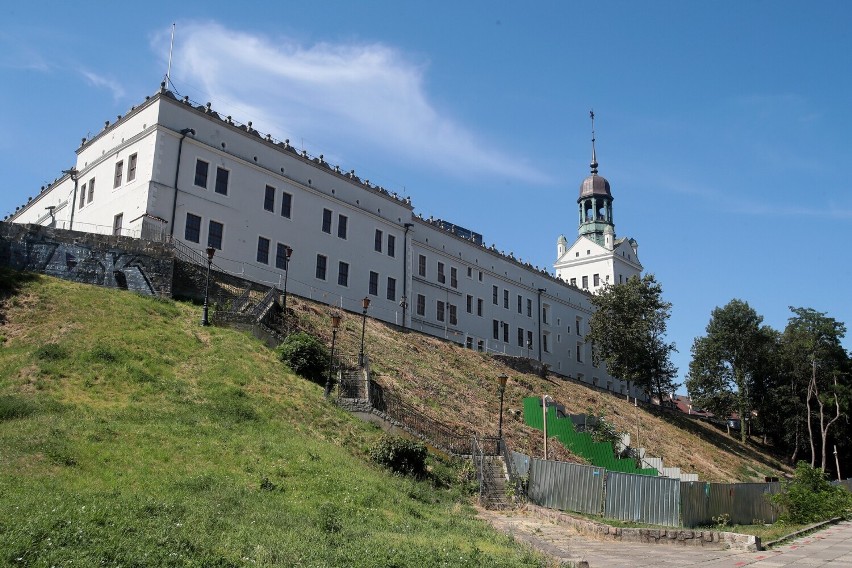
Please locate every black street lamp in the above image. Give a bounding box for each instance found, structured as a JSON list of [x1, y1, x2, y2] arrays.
[[325, 313, 341, 398], [201, 246, 215, 326], [497, 373, 508, 440], [281, 245, 293, 332], [358, 296, 370, 367]]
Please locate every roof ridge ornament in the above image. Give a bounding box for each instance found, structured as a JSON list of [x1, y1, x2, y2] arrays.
[[590, 109, 598, 175]]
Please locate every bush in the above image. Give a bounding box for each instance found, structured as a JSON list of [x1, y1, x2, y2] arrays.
[[274, 332, 329, 385], [369, 434, 427, 477], [771, 461, 852, 524]]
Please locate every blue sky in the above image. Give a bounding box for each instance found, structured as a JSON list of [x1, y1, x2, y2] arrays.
[[2, 1, 850, 387]]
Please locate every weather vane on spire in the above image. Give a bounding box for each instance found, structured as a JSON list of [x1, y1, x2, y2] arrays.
[[589, 109, 598, 175]]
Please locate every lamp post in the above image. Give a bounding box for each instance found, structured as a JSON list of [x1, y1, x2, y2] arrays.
[[325, 314, 341, 398], [201, 246, 215, 326], [497, 374, 508, 440], [358, 296, 370, 367], [281, 245, 293, 331]]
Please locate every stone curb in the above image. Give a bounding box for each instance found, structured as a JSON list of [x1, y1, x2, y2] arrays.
[[522, 503, 761, 551], [762, 516, 844, 549]]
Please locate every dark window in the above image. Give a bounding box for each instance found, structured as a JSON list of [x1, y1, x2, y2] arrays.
[[449, 304, 457, 326], [338, 261, 349, 287], [437, 262, 445, 284], [416, 294, 425, 316], [450, 267, 457, 288], [208, 220, 223, 250], [337, 215, 348, 239], [194, 159, 209, 188], [387, 277, 396, 301], [374, 229, 383, 252], [316, 255, 327, 280], [517, 295, 522, 314], [594, 273, 600, 286], [466, 294, 473, 313], [127, 153, 137, 182], [527, 299, 532, 317], [79, 183, 87, 208], [477, 298, 483, 316], [542, 306, 549, 324], [256, 236, 270, 264], [322, 209, 332, 233], [184, 213, 201, 243], [478, 271, 483, 282], [582, 275, 589, 289], [493, 320, 499, 340], [215, 167, 229, 195], [281, 192, 292, 218], [437, 300, 445, 322], [418, 254, 426, 277], [387, 234, 395, 257], [517, 328, 524, 347], [527, 331, 533, 350], [503, 322, 509, 343], [570, 277, 577, 287], [576, 319, 581, 335], [369, 271, 379, 296], [275, 243, 291, 270], [577, 344, 583, 362], [503, 289, 509, 309], [87, 178, 95, 203], [264, 185, 275, 212], [113, 160, 123, 188], [492, 285, 498, 305], [112, 213, 123, 236], [467, 267, 472, 278], [543, 334, 549, 353]]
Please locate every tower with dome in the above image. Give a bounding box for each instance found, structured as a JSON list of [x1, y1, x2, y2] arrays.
[[554, 112, 642, 291]]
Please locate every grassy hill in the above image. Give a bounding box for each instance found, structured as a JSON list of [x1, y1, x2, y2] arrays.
[[0, 270, 544, 566], [287, 295, 791, 483]]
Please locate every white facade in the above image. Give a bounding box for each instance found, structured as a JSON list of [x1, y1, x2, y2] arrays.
[[8, 84, 646, 400], [554, 234, 642, 292]]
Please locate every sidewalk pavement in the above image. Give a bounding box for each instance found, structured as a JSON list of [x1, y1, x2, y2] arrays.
[[478, 509, 852, 567]]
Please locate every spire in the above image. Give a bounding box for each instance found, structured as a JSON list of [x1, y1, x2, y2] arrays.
[[590, 109, 598, 175]]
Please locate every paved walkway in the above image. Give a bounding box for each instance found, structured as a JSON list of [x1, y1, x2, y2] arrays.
[[479, 509, 852, 567]]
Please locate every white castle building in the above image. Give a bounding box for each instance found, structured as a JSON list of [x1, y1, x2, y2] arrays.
[[8, 84, 646, 400]]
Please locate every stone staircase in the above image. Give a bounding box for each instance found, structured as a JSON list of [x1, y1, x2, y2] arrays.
[[480, 455, 512, 510]]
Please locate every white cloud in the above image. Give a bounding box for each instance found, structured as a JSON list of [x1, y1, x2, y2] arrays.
[[163, 21, 549, 184], [80, 70, 125, 101]]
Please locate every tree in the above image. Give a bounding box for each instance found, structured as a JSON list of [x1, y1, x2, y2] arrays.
[[587, 274, 678, 402], [781, 307, 849, 470], [686, 299, 775, 443]]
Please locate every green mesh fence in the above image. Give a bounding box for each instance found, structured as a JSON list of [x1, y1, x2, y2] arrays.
[[523, 397, 658, 476]]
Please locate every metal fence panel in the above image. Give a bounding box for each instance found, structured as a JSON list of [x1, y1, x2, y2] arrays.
[[511, 451, 530, 478], [528, 458, 605, 515], [711, 483, 780, 526], [680, 481, 710, 528], [605, 471, 680, 527]]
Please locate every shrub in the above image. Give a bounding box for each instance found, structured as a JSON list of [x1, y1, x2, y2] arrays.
[[369, 434, 427, 477], [771, 461, 852, 524], [274, 332, 328, 385]]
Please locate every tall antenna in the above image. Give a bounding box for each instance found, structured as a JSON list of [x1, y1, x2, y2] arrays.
[[589, 109, 598, 174], [165, 23, 175, 87]]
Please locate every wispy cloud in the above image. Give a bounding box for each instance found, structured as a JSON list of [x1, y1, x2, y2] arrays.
[[0, 33, 52, 71], [161, 21, 550, 184], [80, 70, 125, 101]]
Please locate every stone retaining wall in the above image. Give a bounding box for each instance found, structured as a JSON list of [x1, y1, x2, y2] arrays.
[[0, 223, 172, 296], [526, 503, 760, 551]]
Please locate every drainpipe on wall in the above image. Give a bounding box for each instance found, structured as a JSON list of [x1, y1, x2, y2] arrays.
[[169, 128, 196, 238], [401, 222, 414, 329], [537, 288, 546, 362], [62, 168, 78, 230]]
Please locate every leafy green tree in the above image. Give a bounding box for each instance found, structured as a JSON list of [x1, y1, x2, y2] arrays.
[[770, 461, 852, 524], [781, 307, 849, 470], [587, 274, 678, 402], [686, 299, 776, 443]]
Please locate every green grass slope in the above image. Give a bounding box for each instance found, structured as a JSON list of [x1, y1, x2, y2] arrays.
[[0, 270, 543, 567]]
